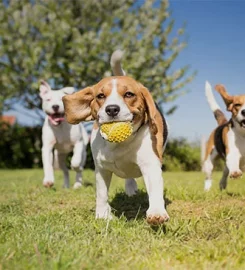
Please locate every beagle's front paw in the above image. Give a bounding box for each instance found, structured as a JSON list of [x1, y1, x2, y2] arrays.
[[73, 182, 82, 189], [146, 207, 169, 225], [96, 204, 113, 220], [43, 181, 54, 188], [230, 170, 242, 179]]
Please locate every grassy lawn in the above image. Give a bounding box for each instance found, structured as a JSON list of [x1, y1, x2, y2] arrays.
[[1, 169, 245, 269]]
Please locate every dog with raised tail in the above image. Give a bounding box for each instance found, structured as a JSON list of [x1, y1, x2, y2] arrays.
[[110, 50, 126, 76], [110, 50, 138, 197], [40, 80, 89, 189], [202, 81, 245, 191], [62, 50, 169, 225]]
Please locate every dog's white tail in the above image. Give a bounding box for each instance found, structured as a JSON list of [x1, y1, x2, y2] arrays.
[[205, 81, 220, 112], [205, 81, 227, 126], [110, 50, 126, 76]]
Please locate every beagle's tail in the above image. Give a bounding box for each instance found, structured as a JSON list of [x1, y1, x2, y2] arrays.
[[110, 50, 126, 76], [205, 81, 227, 126]]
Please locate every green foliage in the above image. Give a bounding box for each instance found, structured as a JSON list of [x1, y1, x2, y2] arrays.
[[0, 0, 195, 115], [163, 138, 224, 172], [1, 170, 245, 269], [163, 138, 201, 171], [0, 123, 42, 168]]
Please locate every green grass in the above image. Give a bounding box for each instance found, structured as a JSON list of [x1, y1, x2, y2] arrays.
[[1, 169, 245, 269]]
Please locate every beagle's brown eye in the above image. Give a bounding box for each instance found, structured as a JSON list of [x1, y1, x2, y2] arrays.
[[124, 91, 135, 98], [235, 103, 241, 108], [96, 93, 105, 100]]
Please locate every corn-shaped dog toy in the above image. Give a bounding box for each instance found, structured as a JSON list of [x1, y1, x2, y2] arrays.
[[100, 122, 133, 143]]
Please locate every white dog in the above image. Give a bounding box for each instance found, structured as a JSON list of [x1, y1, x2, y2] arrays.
[[39, 80, 88, 189], [62, 51, 169, 225]]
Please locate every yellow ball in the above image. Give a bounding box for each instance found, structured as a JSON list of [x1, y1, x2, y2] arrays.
[[100, 122, 133, 143]]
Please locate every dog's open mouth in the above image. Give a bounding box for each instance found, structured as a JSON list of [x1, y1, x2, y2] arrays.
[[48, 113, 65, 125], [240, 120, 245, 128]]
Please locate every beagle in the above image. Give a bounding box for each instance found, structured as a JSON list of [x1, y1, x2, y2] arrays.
[[203, 81, 245, 191], [62, 74, 169, 225]]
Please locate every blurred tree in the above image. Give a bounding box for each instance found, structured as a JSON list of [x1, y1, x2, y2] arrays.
[[0, 0, 195, 117]]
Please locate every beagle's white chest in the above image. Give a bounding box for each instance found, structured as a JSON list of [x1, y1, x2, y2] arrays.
[[91, 125, 154, 179]]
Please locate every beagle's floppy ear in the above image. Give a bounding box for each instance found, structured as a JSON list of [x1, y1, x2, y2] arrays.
[[215, 84, 233, 111], [139, 84, 158, 135], [62, 87, 94, 124]]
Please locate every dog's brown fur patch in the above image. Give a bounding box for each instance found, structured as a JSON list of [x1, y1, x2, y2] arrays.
[[63, 76, 167, 161]]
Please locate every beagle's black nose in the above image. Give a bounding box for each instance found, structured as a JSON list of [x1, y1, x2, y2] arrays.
[[241, 109, 245, 116], [105, 105, 120, 117]]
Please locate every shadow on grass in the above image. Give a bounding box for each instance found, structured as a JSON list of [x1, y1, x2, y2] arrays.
[[110, 189, 171, 221], [83, 181, 94, 188], [226, 191, 242, 197]]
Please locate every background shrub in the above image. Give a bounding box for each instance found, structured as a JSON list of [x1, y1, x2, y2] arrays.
[[0, 123, 42, 168], [163, 138, 201, 171], [0, 124, 224, 171]]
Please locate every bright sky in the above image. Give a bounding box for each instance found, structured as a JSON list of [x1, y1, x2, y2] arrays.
[[166, 0, 245, 141], [5, 0, 245, 141]]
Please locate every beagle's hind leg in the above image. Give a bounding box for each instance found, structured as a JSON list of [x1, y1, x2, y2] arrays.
[[125, 178, 138, 196], [219, 166, 229, 190], [202, 148, 218, 191]]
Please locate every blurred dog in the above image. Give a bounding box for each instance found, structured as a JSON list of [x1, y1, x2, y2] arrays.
[[203, 81, 245, 190], [62, 50, 169, 225], [40, 80, 88, 188]]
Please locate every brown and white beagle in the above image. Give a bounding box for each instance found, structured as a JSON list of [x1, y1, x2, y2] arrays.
[[203, 81, 245, 191], [62, 74, 169, 225]]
